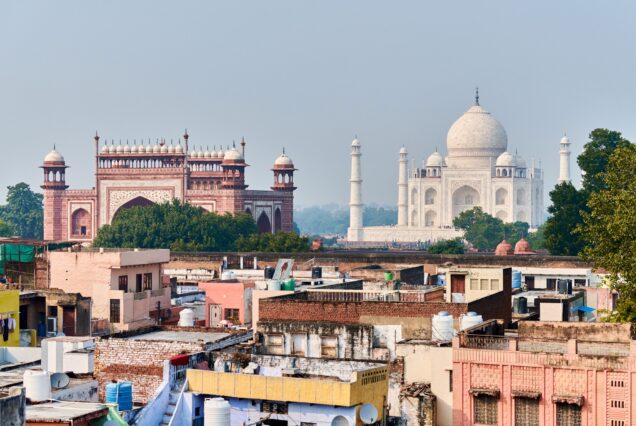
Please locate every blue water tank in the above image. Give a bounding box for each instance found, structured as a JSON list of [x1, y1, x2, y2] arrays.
[[106, 381, 133, 411], [512, 271, 522, 289]]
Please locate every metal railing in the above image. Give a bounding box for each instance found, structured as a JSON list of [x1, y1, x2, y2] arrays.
[[460, 334, 511, 350]]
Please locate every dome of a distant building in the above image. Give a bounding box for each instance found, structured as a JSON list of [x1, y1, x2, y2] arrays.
[[175, 144, 183, 153], [101, 144, 109, 154], [153, 144, 161, 153], [131, 144, 138, 153], [123, 144, 131, 153], [351, 138, 360, 147], [44, 149, 64, 163], [446, 103, 508, 163], [116, 144, 124, 154], [496, 151, 516, 167], [138, 144, 146, 154], [495, 239, 514, 256], [108, 144, 116, 154], [400, 146, 408, 155], [217, 149, 225, 158], [203, 148, 212, 158], [514, 238, 534, 255], [426, 151, 444, 167], [168, 144, 175, 154], [515, 154, 526, 169], [561, 135, 570, 145], [224, 148, 243, 161], [160, 144, 168, 153], [274, 152, 294, 167]]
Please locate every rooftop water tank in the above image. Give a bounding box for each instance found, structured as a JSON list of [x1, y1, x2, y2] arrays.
[[281, 278, 296, 291], [178, 308, 195, 327], [311, 266, 322, 279], [264, 266, 275, 279], [106, 381, 133, 411], [24, 369, 51, 402], [518, 296, 528, 314], [432, 311, 454, 342], [512, 271, 522, 289], [204, 397, 231, 426], [221, 271, 234, 280], [460, 311, 484, 330], [267, 280, 281, 291]]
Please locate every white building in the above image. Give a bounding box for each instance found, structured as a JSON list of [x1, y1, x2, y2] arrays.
[[348, 93, 545, 243]]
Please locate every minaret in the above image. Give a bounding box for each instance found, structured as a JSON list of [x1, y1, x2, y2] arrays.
[[397, 147, 408, 226], [347, 137, 364, 241], [558, 134, 571, 183]]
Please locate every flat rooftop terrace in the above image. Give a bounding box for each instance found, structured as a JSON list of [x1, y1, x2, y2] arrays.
[[126, 329, 229, 343], [26, 401, 109, 422]]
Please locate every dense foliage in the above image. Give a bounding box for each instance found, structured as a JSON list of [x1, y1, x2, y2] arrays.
[[580, 145, 636, 321], [294, 205, 397, 235], [427, 238, 465, 254], [0, 183, 44, 239], [236, 232, 310, 252], [453, 207, 528, 251], [93, 200, 257, 251], [526, 224, 545, 250], [0, 219, 15, 237]]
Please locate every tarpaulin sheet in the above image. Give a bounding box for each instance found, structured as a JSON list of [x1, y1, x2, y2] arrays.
[[0, 244, 35, 274]]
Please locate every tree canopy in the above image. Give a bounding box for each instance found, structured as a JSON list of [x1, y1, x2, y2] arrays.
[[236, 232, 310, 252], [93, 200, 257, 251], [0, 183, 43, 239], [453, 207, 528, 251], [294, 205, 396, 235], [0, 219, 15, 237], [427, 238, 464, 254], [580, 145, 636, 321], [543, 182, 587, 256], [577, 129, 632, 194]]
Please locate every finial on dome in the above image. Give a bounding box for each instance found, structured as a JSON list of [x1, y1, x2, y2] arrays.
[[232, 140, 236, 148], [94, 131, 99, 142], [183, 129, 189, 140], [475, 87, 480, 106], [283, 147, 286, 154], [53, 144, 56, 150]]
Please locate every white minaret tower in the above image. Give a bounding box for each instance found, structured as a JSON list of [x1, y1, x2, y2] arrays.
[[559, 134, 571, 183], [348, 137, 364, 241], [397, 147, 408, 226]]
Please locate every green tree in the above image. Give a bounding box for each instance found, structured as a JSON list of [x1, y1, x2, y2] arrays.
[[236, 232, 309, 252], [578, 129, 631, 194], [0, 183, 44, 239], [93, 200, 257, 251], [580, 145, 636, 321], [453, 208, 528, 251], [543, 182, 587, 256], [526, 224, 546, 250], [428, 238, 464, 254], [0, 219, 15, 237]]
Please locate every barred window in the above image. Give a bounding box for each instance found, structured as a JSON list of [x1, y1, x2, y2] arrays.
[[109, 299, 121, 324], [470, 279, 479, 290], [556, 403, 581, 426], [480, 279, 489, 290], [143, 273, 153, 291], [491, 279, 500, 291], [514, 397, 539, 426], [262, 401, 288, 414], [474, 395, 498, 425]]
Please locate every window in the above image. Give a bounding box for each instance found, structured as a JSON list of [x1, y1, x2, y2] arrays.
[[546, 279, 557, 290], [611, 421, 626, 426], [109, 299, 121, 323], [262, 401, 288, 414], [194, 407, 201, 417], [266, 334, 284, 355], [321, 335, 338, 358], [118, 275, 128, 292], [448, 370, 453, 392], [474, 395, 498, 425], [514, 397, 539, 426], [556, 403, 581, 426], [80, 226, 87, 236], [480, 279, 489, 290], [610, 380, 626, 387], [491, 279, 500, 291], [300, 423, 317, 426], [610, 400, 625, 408], [470, 279, 479, 290], [136, 274, 142, 292], [143, 273, 153, 291], [224, 308, 239, 322]]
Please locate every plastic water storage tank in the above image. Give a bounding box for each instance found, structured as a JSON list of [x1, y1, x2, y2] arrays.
[[281, 278, 296, 291], [106, 381, 133, 411], [205, 397, 231, 426], [311, 266, 322, 279], [267, 280, 281, 291], [23, 369, 51, 402], [431, 311, 454, 342], [221, 271, 234, 280], [518, 297, 528, 314], [264, 266, 275, 279], [178, 308, 195, 327], [512, 271, 522, 289], [460, 312, 484, 330]]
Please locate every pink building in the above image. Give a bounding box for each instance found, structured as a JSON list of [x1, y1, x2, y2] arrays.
[[41, 132, 296, 242], [453, 321, 636, 426], [199, 280, 255, 327], [49, 248, 171, 332]]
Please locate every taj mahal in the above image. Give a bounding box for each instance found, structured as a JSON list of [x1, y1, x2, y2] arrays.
[[346, 92, 567, 243]]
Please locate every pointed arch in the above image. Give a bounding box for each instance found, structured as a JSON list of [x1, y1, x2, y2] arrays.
[[274, 208, 282, 233], [113, 196, 155, 222], [495, 188, 508, 205], [425, 188, 437, 205], [256, 211, 272, 234], [71, 208, 91, 237]]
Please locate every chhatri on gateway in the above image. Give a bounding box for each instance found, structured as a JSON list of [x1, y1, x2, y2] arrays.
[[347, 93, 572, 244]]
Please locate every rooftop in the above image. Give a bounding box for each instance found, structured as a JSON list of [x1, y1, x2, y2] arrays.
[[125, 329, 230, 344], [26, 401, 109, 422]]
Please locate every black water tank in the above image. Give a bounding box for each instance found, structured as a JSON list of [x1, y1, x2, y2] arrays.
[[264, 266, 275, 279], [518, 296, 528, 314], [311, 266, 322, 279]]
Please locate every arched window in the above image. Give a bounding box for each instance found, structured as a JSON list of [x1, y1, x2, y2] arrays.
[[411, 210, 418, 227], [425, 210, 436, 227], [411, 188, 418, 206], [274, 208, 282, 232], [502, 169, 508, 177], [257, 211, 272, 233], [71, 209, 91, 237], [496, 210, 508, 221], [495, 188, 507, 205], [517, 189, 526, 205], [425, 188, 437, 205]]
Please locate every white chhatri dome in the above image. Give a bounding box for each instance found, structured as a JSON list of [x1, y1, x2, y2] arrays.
[[175, 143, 183, 153], [447, 104, 508, 159], [425, 151, 444, 167], [224, 148, 243, 161], [44, 148, 64, 163], [274, 152, 293, 166], [496, 151, 516, 167], [351, 138, 360, 147], [515, 153, 526, 168]]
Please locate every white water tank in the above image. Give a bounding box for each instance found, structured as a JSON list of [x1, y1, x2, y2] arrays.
[[267, 280, 281, 291], [221, 271, 234, 280], [24, 369, 51, 402], [178, 308, 195, 327], [460, 311, 484, 331], [432, 311, 454, 342], [204, 397, 231, 426]]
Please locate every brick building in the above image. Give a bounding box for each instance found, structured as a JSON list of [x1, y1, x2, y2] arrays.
[[41, 132, 296, 242]]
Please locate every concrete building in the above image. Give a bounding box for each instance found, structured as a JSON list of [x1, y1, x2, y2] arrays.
[[198, 279, 255, 326], [186, 353, 389, 426], [443, 267, 510, 303], [453, 321, 636, 426], [41, 133, 296, 242], [0, 387, 25, 425], [19, 289, 91, 340], [49, 248, 171, 332], [0, 290, 20, 347], [26, 401, 110, 425]]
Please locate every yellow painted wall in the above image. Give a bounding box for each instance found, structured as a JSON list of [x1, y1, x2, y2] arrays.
[[0, 290, 20, 347]]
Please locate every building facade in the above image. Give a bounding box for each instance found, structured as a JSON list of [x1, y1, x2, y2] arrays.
[[41, 132, 296, 242]]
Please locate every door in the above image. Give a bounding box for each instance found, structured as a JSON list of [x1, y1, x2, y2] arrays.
[[525, 276, 535, 290], [62, 307, 76, 336], [451, 274, 465, 294], [209, 304, 222, 327]]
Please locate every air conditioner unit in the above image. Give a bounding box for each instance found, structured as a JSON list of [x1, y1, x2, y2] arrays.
[[46, 317, 57, 337]]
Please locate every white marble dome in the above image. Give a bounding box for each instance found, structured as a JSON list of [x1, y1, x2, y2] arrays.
[[160, 144, 168, 153], [101, 144, 109, 154], [224, 148, 243, 161], [123, 144, 131, 153], [351, 138, 360, 147], [274, 152, 294, 166], [116, 144, 124, 154], [44, 149, 64, 162], [131, 144, 138, 153], [447, 105, 508, 158], [496, 151, 516, 167], [168, 145, 175, 154], [153, 144, 161, 153], [515, 154, 526, 168], [425, 151, 443, 167], [108, 144, 116, 154], [175, 144, 183, 153]]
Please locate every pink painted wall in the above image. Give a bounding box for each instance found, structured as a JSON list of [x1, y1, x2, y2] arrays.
[[199, 280, 255, 326]]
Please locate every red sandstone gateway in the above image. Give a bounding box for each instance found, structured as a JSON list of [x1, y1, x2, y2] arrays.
[[41, 132, 296, 242]]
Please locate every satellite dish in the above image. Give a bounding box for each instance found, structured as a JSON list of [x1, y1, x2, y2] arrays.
[[50, 372, 70, 389], [331, 415, 350, 426], [359, 403, 378, 425]]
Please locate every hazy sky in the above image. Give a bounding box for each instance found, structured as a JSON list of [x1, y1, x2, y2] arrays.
[[1, 1, 635, 207]]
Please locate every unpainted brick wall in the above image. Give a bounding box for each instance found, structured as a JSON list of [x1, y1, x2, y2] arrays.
[[94, 338, 205, 404]]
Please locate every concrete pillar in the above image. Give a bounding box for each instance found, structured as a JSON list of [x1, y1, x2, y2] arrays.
[[397, 147, 408, 226], [348, 138, 364, 241], [559, 134, 571, 184]]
